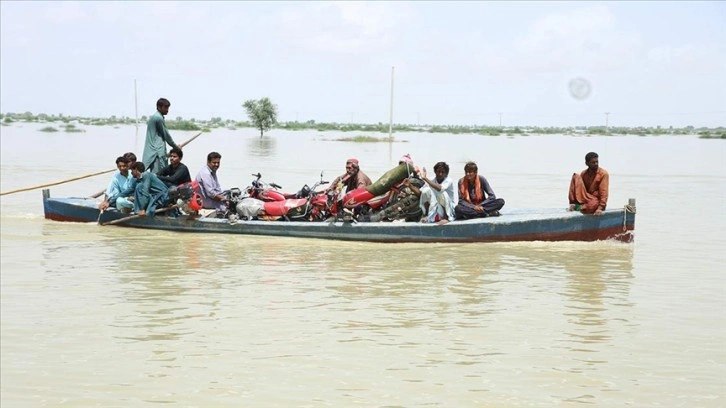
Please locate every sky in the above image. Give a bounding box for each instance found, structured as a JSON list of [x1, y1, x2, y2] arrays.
[[1, 1, 724, 127]]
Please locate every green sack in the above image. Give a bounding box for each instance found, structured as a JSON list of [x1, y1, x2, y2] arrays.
[[366, 163, 413, 196]]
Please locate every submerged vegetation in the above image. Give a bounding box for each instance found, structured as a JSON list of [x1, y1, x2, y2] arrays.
[[330, 135, 401, 143], [0, 111, 723, 139]]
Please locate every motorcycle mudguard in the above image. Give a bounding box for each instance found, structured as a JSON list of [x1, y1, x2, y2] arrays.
[[263, 198, 308, 216], [342, 188, 375, 209]]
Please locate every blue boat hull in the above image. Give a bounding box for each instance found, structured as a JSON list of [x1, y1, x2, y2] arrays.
[[43, 189, 635, 243], [42, 189, 101, 223]]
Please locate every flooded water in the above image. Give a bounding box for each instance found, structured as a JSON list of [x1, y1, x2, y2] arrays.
[[1, 123, 725, 406]]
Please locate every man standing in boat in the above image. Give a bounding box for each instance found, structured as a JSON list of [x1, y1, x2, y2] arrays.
[[568, 152, 609, 216], [142, 98, 180, 174]]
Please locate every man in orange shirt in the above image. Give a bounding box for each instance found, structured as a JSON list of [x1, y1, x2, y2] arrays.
[[568, 152, 609, 216]]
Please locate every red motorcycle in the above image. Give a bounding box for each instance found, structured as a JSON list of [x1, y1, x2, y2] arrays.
[[245, 172, 300, 202], [234, 164, 419, 223], [234, 173, 330, 221], [313, 162, 420, 222]]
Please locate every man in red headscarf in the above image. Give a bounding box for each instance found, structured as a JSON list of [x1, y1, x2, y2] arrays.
[[326, 158, 372, 194]]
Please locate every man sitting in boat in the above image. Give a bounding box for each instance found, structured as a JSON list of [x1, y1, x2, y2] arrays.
[[130, 162, 170, 216], [157, 147, 191, 188], [409, 161, 457, 224], [454, 161, 505, 219], [325, 158, 372, 196], [113, 152, 139, 213], [195, 151, 228, 217], [98, 156, 134, 212], [568, 151, 609, 216]]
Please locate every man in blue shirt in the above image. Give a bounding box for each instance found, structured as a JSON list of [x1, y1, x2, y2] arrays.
[[130, 162, 170, 216], [98, 156, 133, 211]]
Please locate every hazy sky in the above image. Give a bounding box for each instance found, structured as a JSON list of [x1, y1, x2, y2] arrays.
[[1, 1, 724, 127]]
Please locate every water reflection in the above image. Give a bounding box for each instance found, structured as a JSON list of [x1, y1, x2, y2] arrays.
[[560, 245, 635, 347], [277, 241, 635, 348], [246, 136, 277, 158], [85, 230, 246, 346]]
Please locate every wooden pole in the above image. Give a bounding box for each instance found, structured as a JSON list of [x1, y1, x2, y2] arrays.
[[100, 205, 177, 226], [0, 169, 116, 196], [388, 66, 395, 141], [89, 131, 203, 198], [0, 132, 203, 197], [134, 79, 139, 153]]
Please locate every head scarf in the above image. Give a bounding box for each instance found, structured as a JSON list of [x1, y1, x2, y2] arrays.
[[346, 158, 359, 168], [460, 175, 483, 204]]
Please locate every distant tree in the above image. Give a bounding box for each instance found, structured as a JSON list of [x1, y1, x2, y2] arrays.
[[243, 97, 278, 137]]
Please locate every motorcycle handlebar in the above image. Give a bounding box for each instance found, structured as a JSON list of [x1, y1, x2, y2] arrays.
[[270, 182, 282, 189]]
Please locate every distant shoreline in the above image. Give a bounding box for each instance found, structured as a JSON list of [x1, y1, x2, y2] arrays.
[[1, 112, 724, 138]]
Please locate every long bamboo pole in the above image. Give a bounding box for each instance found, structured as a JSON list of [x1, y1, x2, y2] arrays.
[[88, 131, 203, 198], [100, 205, 177, 226], [0, 169, 117, 196], [0, 131, 203, 197]]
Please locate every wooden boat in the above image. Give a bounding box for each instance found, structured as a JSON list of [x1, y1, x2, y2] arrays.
[[42, 189, 103, 223], [42, 189, 636, 243]]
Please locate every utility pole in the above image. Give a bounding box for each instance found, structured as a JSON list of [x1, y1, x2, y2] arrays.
[[388, 66, 395, 140], [605, 112, 610, 132], [134, 79, 139, 153], [417, 112, 420, 126], [498, 112, 503, 128]]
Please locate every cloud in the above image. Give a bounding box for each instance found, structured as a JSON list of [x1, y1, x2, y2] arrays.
[[273, 2, 413, 53], [512, 5, 643, 73], [646, 44, 726, 74], [42, 0, 90, 24]]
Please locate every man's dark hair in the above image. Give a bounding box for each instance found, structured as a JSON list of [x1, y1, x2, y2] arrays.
[[170, 147, 183, 158], [207, 151, 221, 162], [156, 98, 171, 108], [133, 162, 146, 172], [464, 161, 478, 172], [115, 156, 129, 165], [433, 161, 449, 175], [585, 152, 599, 162], [123, 152, 137, 162]]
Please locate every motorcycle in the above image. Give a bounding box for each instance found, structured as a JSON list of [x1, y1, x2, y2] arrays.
[[232, 163, 422, 223], [244, 172, 296, 202], [234, 172, 330, 221], [322, 162, 421, 223]]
